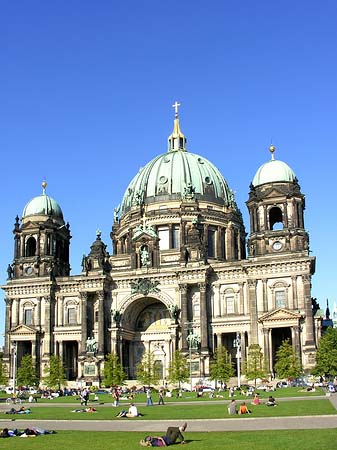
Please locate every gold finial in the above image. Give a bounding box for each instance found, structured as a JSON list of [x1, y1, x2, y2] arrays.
[[42, 180, 47, 194], [269, 144, 276, 160]]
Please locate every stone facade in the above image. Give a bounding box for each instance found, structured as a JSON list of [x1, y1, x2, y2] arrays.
[[2, 113, 318, 386]]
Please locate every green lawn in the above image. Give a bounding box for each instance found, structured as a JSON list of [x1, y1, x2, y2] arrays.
[[0, 429, 336, 450], [15, 386, 325, 405], [3, 399, 335, 420]]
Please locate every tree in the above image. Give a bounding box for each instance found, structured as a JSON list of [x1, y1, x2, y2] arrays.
[[103, 353, 126, 387], [16, 354, 38, 387], [209, 346, 235, 388], [136, 351, 160, 386], [274, 339, 302, 379], [244, 344, 267, 387], [0, 358, 8, 386], [312, 327, 337, 378], [44, 355, 66, 389], [167, 350, 189, 388]]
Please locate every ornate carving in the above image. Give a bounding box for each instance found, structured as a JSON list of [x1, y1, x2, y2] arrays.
[[168, 304, 180, 322], [111, 309, 122, 325], [178, 284, 188, 294], [130, 278, 160, 296]]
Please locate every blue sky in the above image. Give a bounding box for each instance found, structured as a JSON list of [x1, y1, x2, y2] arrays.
[[1, 0, 336, 333]]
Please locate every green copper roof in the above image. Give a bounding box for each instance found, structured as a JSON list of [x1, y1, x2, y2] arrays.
[[121, 150, 233, 214], [252, 159, 296, 187], [22, 182, 63, 219], [121, 107, 235, 215], [252, 145, 296, 187]]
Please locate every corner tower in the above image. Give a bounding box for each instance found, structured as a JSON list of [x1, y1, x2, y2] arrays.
[[246, 145, 309, 257], [9, 181, 71, 280]]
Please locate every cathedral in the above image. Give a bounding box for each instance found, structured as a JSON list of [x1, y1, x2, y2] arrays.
[[2, 106, 319, 386]]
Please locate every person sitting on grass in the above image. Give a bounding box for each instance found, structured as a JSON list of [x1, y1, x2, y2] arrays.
[[238, 402, 251, 414], [251, 394, 261, 405], [139, 422, 187, 446], [266, 395, 277, 406], [228, 399, 237, 415], [117, 403, 143, 418]]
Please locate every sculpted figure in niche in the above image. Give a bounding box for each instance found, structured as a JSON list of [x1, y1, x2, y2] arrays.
[[140, 246, 150, 267]]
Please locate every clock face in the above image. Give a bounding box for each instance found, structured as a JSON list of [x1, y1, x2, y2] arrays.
[[272, 241, 282, 251], [25, 266, 33, 275]]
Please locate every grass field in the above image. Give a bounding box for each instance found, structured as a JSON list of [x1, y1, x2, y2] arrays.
[[3, 399, 335, 420], [1, 389, 335, 449], [19, 386, 325, 405], [0, 429, 336, 450]]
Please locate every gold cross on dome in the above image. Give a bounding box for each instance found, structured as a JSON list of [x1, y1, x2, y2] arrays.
[[172, 101, 181, 117]]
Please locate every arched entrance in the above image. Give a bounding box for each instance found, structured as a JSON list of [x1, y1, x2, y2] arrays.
[[120, 297, 173, 380]]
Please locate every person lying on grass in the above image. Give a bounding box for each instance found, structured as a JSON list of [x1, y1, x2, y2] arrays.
[[139, 422, 187, 446]]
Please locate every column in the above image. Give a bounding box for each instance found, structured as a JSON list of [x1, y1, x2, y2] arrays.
[[226, 225, 233, 261], [43, 296, 51, 357], [199, 283, 208, 352], [80, 292, 88, 354], [97, 291, 105, 354], [291, 276, 298, 310], [4, 299, 12, 357], [263, 328, 270, 372], [216, 333, 222, 349], [214, 285, 220, 317], [262, 279, 268, 312], [179, 284, 188, 352], [292, 325, 301, 358], [58, 296, 64, 326], [15, 299, 19, 326], [302, 275, 315, 347], [237, 231, 241, 260], [248, 280, 258, 343], [239, 283, 244, 315]]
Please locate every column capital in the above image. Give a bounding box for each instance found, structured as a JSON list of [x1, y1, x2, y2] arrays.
[[178, 284, 188, 294]]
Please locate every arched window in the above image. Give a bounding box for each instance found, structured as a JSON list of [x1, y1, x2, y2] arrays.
[[26, 237, 36, 257], [269, 207, 283, 230]]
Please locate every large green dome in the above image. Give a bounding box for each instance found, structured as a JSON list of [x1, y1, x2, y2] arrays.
[[22, 182, 64, 220], [121, 113, 233, 215]]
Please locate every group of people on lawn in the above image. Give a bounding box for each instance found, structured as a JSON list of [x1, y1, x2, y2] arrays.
[[228, 394, 277, 414]]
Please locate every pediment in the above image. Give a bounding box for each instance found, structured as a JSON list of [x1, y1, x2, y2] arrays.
[[10, 324, 38, 335], [259, 308, 302, 323], [132, 224, 158, 242], [132, 231, 157, 243], [263, 187, 289, 199]]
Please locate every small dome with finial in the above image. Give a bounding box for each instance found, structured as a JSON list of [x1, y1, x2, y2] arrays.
[[22, 181, 64, 221], [252, 145, 296, 187]]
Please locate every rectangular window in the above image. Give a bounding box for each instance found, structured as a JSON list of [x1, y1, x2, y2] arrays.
[[67, 307, 76, 325], [158, 227, 170, 250], [172, 225, 180, 249], [275, 290, 285, 308], [226, 297, 235, 314], [24, 309, 33, 325], [208, 229, 216, 257]]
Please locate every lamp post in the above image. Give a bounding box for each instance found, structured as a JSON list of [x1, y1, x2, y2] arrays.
[[233, 332, 241, 388], [12, 342, 17, 394], [186, 327, 200, 392]]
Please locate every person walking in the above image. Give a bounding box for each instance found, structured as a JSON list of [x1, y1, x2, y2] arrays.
[[146, 388, 153, 406], [112, 388, 120, 407], [158, 389, 165, 405]]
